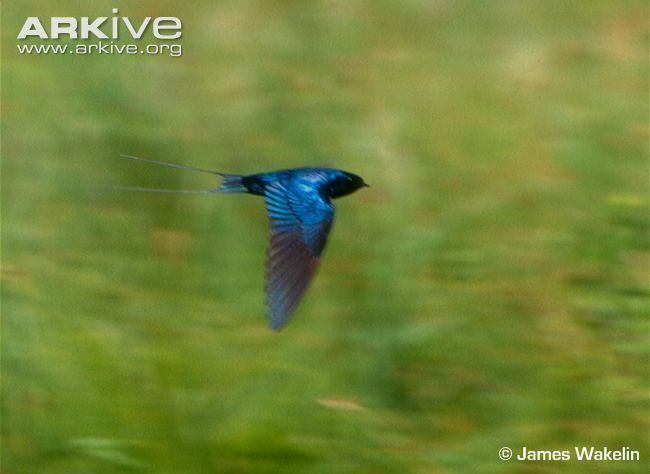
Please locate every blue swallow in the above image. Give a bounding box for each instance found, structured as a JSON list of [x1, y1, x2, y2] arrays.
[[116, 155, 369, 330]]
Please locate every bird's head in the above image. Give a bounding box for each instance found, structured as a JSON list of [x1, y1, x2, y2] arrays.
[[329, 171, 369, 199]]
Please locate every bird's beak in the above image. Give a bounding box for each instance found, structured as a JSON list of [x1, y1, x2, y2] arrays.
[[363, 183, 370, 188]]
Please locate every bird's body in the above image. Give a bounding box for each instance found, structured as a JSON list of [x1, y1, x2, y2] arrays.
[[219, 167, 368, 329], [116, 156, 368, 330], [221, 167, 364, 199]]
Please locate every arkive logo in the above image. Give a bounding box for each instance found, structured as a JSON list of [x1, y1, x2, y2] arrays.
[[17, 8, 182, 40]]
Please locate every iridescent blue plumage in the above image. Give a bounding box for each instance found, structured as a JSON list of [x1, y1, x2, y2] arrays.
[[223, 168, 368, 330], [115, 156, 368, 331]]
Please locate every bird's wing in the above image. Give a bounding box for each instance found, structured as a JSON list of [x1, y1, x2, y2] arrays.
[[264, 179, 335, 330]]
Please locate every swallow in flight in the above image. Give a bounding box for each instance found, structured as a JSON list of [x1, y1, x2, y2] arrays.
[[116, 155, 369, 330]]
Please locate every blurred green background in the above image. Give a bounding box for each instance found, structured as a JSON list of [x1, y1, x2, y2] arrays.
[[2, 1, 648, 472]]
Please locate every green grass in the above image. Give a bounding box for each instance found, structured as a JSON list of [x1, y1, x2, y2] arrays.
[[2, 0, 649, 472]]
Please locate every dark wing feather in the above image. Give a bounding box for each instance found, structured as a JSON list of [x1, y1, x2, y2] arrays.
[[264, 180, 334, 330]]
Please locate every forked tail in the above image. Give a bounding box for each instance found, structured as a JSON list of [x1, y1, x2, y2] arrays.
[[217, 173, 247, 193], [113, 155, 249, 195]]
